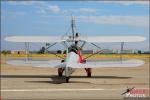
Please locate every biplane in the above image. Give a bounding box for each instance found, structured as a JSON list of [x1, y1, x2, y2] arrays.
[[5, 16, 146, 82]]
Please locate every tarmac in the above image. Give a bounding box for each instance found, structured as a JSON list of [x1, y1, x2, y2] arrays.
[[1, 56, 149, 100]]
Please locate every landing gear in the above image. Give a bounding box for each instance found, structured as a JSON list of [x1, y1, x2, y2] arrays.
[[87, 72, 91, 77], [65, 77, 70, 83], [85, 68, 92, 77], [58, 68, 64, 77], [58, 72, 62, 77], [58, 68, 70, 83]]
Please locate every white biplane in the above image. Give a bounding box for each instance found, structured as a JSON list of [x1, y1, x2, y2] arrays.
[[5, 16, 146, 82]]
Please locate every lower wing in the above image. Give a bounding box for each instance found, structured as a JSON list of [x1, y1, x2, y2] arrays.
[[6, 60, 66, 68], [67, 59, 144, 68], [6, 59, 144, 68]]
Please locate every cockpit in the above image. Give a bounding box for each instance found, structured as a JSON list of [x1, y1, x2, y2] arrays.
[[68, 45, 79, 54]]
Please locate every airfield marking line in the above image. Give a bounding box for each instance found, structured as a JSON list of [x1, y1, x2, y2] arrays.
[[1, 88, 149, 92], [1, 88, 119, 92]]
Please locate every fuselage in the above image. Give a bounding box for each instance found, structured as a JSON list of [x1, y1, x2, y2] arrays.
[[64, 45, 84, 77]]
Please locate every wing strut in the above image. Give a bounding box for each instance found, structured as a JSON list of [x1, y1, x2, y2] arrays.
[[25, 42, 30, 61], [80, 41, 86, 49], [120, 42, 124, 62], [91, 43, 101, 49], [45, 42, 57, 50], [62, 41, 68, 49], [45, 42, 65, 59], [83, 43, 106, 60]]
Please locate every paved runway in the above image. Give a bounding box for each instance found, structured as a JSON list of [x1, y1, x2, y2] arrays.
[[1, 57, 149, 99]]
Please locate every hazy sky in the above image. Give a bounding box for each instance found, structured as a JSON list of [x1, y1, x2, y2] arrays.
[[1, 1, 149, 51]]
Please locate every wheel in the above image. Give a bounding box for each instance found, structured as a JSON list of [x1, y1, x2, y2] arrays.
[[66, 77, 69, 83], [87, 72, 91, 77], [58, 72, 62, 77], [58, 68, 63, 77], [85, 68, 92, 77]]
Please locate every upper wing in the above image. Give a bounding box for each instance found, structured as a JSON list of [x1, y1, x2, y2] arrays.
[[5, 36, 146, 43], [67, 59, 144, 68], [80, 36, 146, 42], [6, 60, 66, 68], [4, 36, 63, 43]]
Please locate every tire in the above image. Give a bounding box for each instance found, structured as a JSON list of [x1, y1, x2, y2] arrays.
[[87, 73, 91, 77], [58, 68, 63, 77], [66, 77, 69, 83], [58, 72, 62, 77]]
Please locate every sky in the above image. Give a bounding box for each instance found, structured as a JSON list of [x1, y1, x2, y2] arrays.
[[1, 1, 149, 51]]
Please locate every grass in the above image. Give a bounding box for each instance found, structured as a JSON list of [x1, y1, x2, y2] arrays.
[[1, 53, 150, 58]]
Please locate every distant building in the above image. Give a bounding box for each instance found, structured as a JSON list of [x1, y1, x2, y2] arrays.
[[102, 49, 113, 54], [113, 49, 136, 54], [11, 50, 28, 54], [93, 49, 99, 54], [47, 50, 61, 54]]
